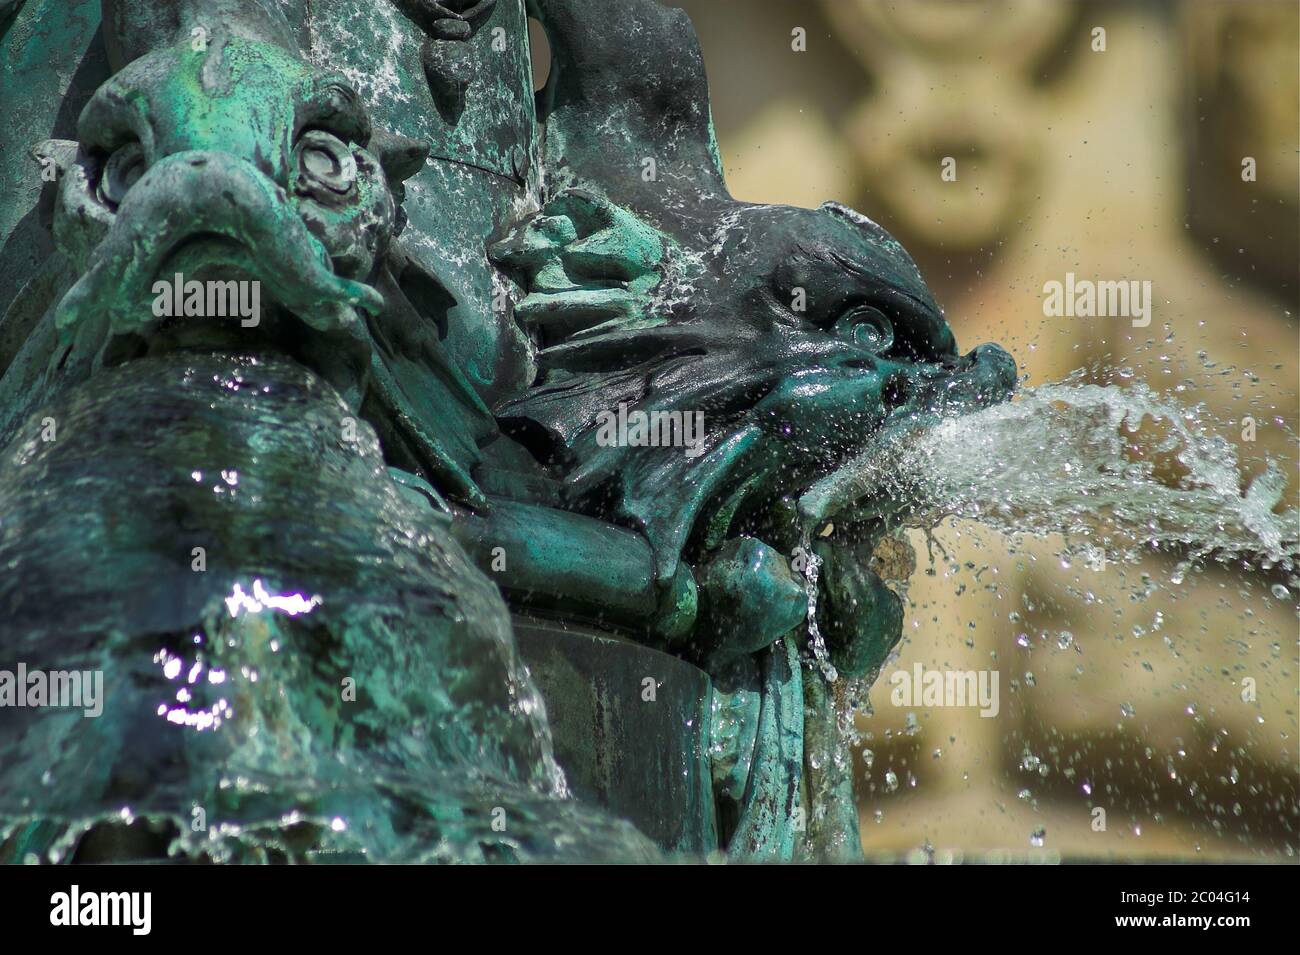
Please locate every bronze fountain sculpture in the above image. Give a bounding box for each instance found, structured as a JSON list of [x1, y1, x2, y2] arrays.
[[0, 0, 1016, 862]]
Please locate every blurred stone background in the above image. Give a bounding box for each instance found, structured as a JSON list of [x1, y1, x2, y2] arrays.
[[658, 0, 1299, 860]]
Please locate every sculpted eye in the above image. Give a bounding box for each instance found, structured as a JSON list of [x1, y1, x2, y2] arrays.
[[294, 129, 357, 197], [97, 142, 145, 208], [837, 305, 894, 353]]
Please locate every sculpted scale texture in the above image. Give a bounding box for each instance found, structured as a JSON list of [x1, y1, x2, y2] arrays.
[[0, 0, 1015, 861]]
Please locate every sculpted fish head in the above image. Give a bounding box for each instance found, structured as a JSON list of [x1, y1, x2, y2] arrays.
[[494, 0, 1018, 673], [38, 34, 402, 400], [4, 1, 498, 502]]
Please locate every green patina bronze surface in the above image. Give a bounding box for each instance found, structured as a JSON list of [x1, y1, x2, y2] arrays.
[[0, 0, 1016, 862]]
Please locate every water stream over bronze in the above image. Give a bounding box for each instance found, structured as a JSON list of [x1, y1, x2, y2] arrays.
[[0, 0, 1018, 861]]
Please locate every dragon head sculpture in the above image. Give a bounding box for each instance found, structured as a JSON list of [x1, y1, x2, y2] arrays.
[[42, 3, 389, 381], [2, 0, 496, 502], [493, 0, 1017, 677]]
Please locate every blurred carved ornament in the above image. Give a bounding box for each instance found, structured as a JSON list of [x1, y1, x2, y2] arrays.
[[819, 0, 1077, 251]]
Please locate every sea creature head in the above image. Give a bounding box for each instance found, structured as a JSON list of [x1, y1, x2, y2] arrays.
[[492, 0, 1018, 674], [498, 0, 1017, 574]]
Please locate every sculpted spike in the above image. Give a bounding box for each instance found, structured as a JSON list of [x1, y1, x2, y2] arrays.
[[530, 0, 728, 207]]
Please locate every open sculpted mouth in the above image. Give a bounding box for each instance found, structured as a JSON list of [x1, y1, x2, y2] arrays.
[[55, 247, 379, 403], [142, 237, 372, 359], [49, 153, 385, 398], [795, 342, 1020, 529], [663, 337, 1018, 676]]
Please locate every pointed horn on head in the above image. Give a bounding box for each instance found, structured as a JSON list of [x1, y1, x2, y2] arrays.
[[529, 0, 730, 206]]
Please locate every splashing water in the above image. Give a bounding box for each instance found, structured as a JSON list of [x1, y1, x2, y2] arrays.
[[799, 545, 839, 683], [805, 380, 1298, 570], [796, 377, 1297, 849]]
